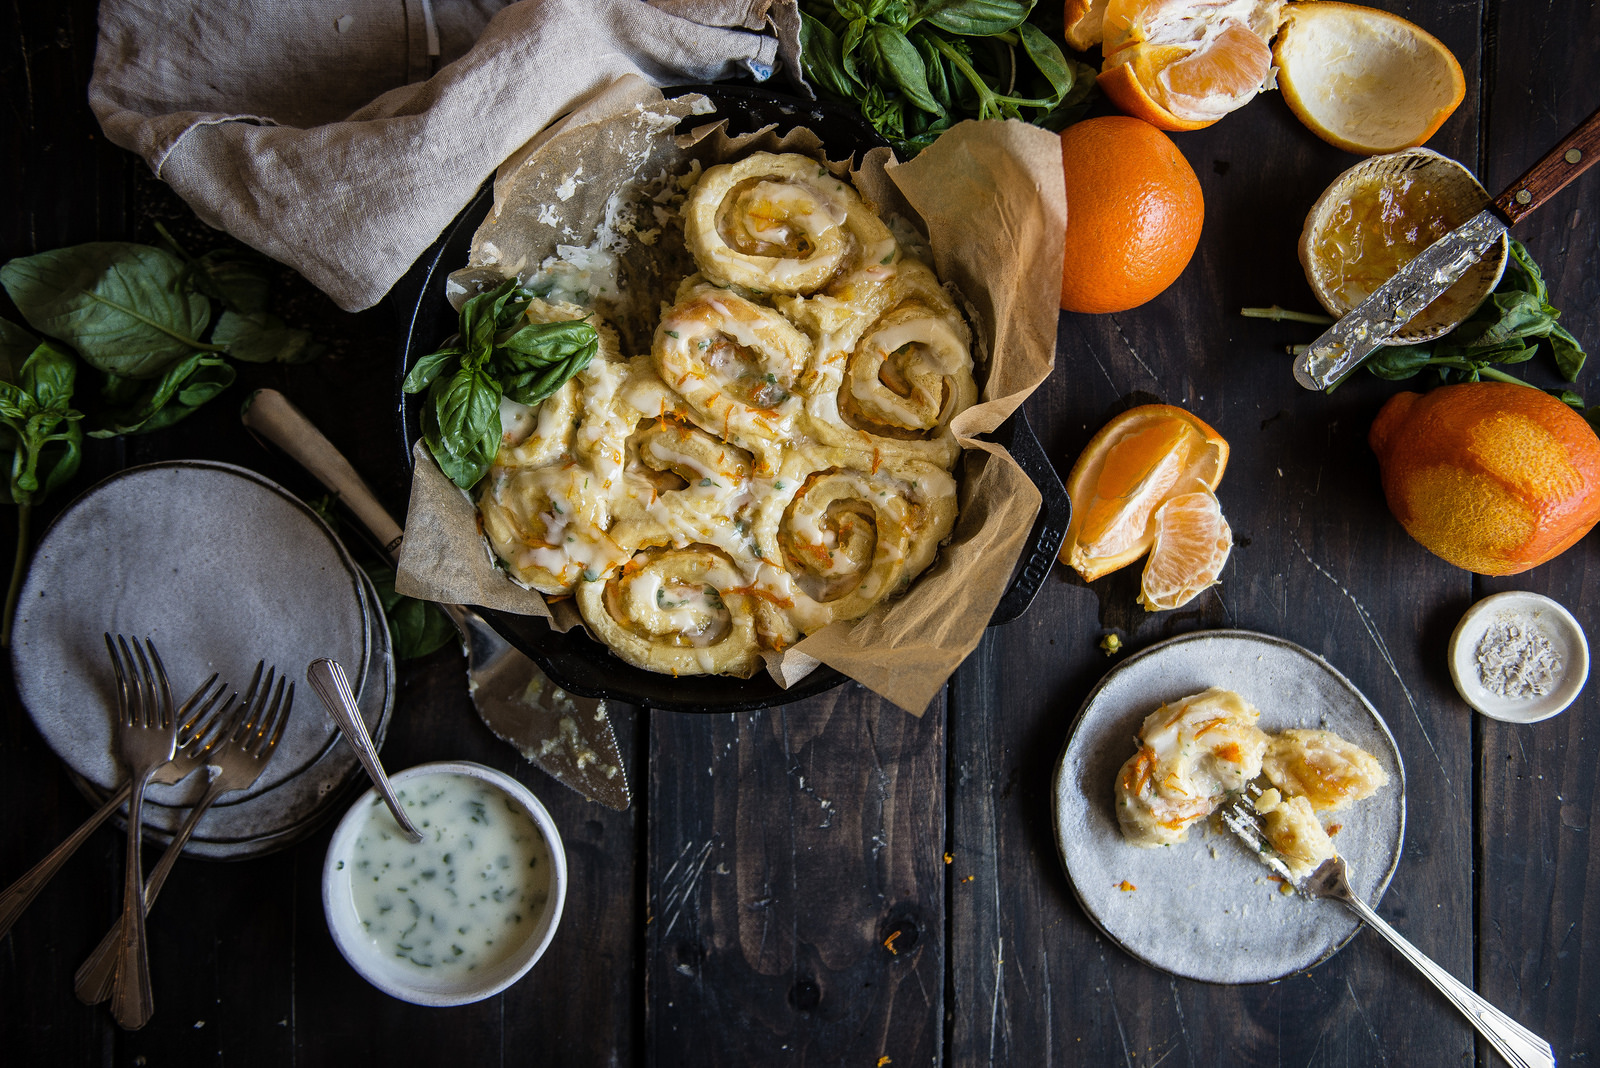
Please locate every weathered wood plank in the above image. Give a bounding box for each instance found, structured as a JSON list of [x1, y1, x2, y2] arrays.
[[647, 686, 945, 1065], [948, 1, 1483, 1060], [1477, 2, 1600, 1061]]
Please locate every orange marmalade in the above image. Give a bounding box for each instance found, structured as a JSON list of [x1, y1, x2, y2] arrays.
[[1315, 170, 1471, 324]]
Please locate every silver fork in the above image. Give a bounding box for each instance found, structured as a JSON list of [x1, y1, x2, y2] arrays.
[[77, 662, 293, 1005], [0, 673, 232, 941], [105, 634, 180, 1031], [1220, 791, 1555, 1068]]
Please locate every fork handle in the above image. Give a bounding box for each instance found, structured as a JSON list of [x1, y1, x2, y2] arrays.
[[0, 781, 132, 940], [75, 774, 230, 1005], [111, 766, 158, 1029], [1343, 895, 1555, 1068]]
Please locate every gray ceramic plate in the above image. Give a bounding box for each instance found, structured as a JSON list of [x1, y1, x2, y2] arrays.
[[1052, 630, 1406, 984], [76, 566, 395, 860], [12, 461, 370, 809]]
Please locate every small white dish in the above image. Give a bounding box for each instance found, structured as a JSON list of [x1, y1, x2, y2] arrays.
[[323, 760, 567, 1006], [1448, 592, 1588, 723]]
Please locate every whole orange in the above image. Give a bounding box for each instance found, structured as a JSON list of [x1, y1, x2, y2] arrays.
[[1058, 116, 1204, 314], [1369, 383, 1600, 575]]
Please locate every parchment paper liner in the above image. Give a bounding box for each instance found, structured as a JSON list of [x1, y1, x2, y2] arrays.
[[396, 75, 1065, 714]]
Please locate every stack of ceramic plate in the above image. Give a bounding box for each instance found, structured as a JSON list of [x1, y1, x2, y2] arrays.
[[10, 461, 394, 859]]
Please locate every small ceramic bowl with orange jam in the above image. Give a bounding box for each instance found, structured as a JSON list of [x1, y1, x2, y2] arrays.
[[1299, 148, 1508, 345]]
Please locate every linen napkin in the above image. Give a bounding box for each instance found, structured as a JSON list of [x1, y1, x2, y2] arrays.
[[87, 0, 801, 311]]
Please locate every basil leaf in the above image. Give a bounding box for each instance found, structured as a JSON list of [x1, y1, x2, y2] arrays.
[[0, 342, 83, 504], [1016, 22, 1073, 110], [89, 353, 236, 437], [867, 24, 943, 115], [800, 12, 862, 97], [403, 348, 462, 394], [1364, 345, 1434, 380], [212, 310, 318, 364], [0, 243, 215, 378], [424, 365, 501, 489], [0, 317, 39, 384], [840, 16, 872, 87], [497, 319, 597, 364], [368, 562, 458, 660], [180, 251, 272, 314], [1504, 239, 1548, 304], [1550, 323, 1586, 380], [917, 0, 1032, 36]]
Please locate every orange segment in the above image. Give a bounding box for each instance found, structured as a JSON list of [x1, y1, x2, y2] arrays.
[[1060, 404, 1229, 580], [1274, 2, 1465, 155], [1138, 489, 1233, 611], [1098, 0, 1284, 129]]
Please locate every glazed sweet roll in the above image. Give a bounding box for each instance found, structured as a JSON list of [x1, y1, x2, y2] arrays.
[[684, 152, 898, 298], [575, 544, 765, 677], [652, 287, 812, 471], [805, 259, 976, 468], [1114, 688, 1270, 848], [478, 463, 630, 595], [754, 451, 958, 632]]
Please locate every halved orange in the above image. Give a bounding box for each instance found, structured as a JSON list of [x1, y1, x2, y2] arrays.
[[1059, 404, 1229, 581], [1097, 0, 1284, 130], [1138, 489, 1233, 610], [1274, 2, 1466, 155]]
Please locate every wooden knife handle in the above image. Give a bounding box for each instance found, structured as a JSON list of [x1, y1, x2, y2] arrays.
[[240, 388, 406, 560], [1493, 104, 1600, 224]]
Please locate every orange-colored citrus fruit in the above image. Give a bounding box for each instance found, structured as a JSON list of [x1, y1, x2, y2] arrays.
[[1274, 2, 1465, 155], [1064, 0, 1110, 52], [1058, 117, 1204, 314], [1139, 489, 1233, 611], [1060, 404, 1229, 581], [1097, 0, 1284, 130], [1369, 383, 1600, 575]]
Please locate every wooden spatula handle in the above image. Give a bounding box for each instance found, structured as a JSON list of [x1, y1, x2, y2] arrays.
[[1493, 104, 1600, 224]]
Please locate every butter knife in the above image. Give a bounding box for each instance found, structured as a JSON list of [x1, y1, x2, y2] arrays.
[[241, 389, 630, 810], [1295, 105, 1600, 390]]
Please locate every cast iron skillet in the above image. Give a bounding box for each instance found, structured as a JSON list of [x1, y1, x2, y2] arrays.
[[391, 84, 1070, 712]]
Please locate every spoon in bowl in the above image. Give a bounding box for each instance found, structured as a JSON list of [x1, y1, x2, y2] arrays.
[[307, 658, 424, 844]]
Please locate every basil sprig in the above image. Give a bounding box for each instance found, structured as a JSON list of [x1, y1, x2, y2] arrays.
[[403, 279, 598, 489], [1364, 241, 1585, 385], [799, 1, 1096, 153], [0, 323, 83, 645]]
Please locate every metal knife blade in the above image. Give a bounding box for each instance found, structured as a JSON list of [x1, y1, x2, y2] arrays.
[[240, 389, 630, 809], [1293, 208, 1509, 391], [453, 604, 628, 810]]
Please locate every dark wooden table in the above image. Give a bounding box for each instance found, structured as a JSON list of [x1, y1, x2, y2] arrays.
[[3, 2, 1597, 1064]]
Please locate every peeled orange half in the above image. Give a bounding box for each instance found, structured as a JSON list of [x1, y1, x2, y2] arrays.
[[1096, 0, 1286, 130], [1274, 2, 1465, 155], [1059, 405, 1230, 592]]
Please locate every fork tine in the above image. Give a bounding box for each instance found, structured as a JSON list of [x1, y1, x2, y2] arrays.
[[267, 682, 293, 755], [229, 662, 268, 742], [104, 634, 131, 725], [175, 674, 223, 740], [249, 676, 292, 757], [143, 640, 174, 729], [184, 692, 241, 757], [125, 639, 153, 729]]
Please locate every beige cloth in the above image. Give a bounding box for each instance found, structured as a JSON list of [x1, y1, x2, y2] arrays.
[[88, 0, 799, 311]]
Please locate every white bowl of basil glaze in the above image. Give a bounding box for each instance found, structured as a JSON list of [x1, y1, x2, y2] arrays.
[[323, 760, 567, 1006]]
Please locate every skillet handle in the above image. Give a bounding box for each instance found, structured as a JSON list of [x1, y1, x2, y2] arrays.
[[988, 408, 1070, 626]]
